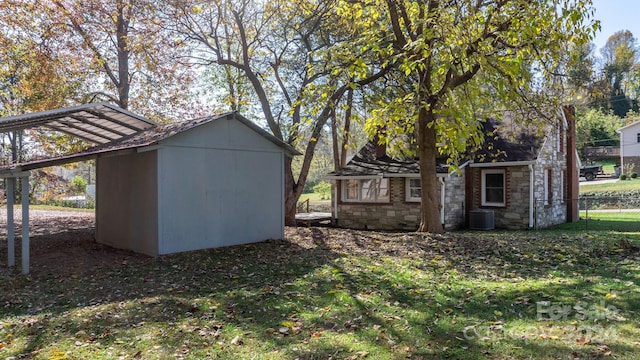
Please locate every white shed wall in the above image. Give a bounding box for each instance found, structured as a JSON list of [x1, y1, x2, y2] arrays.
[[96, 150, 159, 256], [156, 118, 285, 255]]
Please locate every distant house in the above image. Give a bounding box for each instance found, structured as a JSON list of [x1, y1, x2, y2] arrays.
[[325, 111, 579, 230], [617, 119, 640, 173]]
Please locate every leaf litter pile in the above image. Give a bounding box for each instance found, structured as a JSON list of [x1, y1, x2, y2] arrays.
[[1, 210, 639, 359]]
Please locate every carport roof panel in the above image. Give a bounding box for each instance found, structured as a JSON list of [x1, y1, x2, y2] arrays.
[[0, 103, 157, 144]]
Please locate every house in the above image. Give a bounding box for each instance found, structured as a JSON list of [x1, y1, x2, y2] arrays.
[[1, 105, 298, 267], [617, 119, 640, 174], [325, 109, 579, 230]]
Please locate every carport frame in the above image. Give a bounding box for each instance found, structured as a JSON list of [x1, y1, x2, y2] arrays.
[[3, 171, 30, 274], [1, 103, 156, 274]]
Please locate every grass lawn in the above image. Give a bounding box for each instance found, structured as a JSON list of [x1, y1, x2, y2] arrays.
[[1, 224, 639, 359], [582, 159, 617, 175], [579, 178, 640, 193], [298, 192, 331, 212], [298, 192, 330, 203], [554, 211, 640, 232]]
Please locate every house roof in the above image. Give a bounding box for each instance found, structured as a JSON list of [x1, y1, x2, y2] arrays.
[[326, 119, 543, 178], [0, 102, 157, 144], [0, 112, 299, 174], [325, 141, 452, 178], [471, 119, 542, 163], [616, 119, 640, 132]]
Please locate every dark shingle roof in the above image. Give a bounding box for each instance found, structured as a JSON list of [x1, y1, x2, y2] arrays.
[[327, 119, 543, 178], [472, 119, 542, 163], [326, 141, 451, 177]]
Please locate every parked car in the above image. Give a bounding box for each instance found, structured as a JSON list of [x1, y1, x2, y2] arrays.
[[580, 165, 603, 181]]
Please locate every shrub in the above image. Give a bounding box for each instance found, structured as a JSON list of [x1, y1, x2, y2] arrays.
[[623, 163, 636, 178], [620, 174, 628, 180], [70, 175, 88, 194], [632, 173, 638, 179]]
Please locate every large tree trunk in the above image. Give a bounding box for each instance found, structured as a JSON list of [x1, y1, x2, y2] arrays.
[[417, 107, 444, 233], [116, 0, 130, 110], [284, 157, 301, 226], [331, 109, 340, 171], [340, 88, 354, 168]]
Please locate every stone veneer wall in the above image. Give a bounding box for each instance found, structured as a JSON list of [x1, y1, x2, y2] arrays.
[[469, 166, 531, 230], [335, 123, 571, 231], [467, 124, 570, 230], [532, 126, 568, 229], [336, 175, 465, 231], [444, 174, 465, 229]]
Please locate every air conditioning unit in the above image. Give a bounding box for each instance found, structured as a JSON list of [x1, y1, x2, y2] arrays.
[[469, 209, 495, 230]]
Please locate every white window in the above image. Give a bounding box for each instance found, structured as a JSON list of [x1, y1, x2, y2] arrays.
[[342, 178, 389, 202], [481, 169, 505, 207], [406, 178, 421, 202]]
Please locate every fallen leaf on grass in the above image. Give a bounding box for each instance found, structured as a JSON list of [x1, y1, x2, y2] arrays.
[[539, 334, 559, 340], [575, 337, 590, 345], [230, 336, 243, 345], [591, 344, 612, 357], [347, 350, 370, 359]]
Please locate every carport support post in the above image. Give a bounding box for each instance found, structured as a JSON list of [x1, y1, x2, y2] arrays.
[[21, 175, 30, 275], [6, 177, 15, 267]]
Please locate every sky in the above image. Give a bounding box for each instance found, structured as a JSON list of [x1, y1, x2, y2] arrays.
[[591, 0, 640, 51]]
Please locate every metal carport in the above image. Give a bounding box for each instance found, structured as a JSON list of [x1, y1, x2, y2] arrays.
[[0, 103, 156, 274]]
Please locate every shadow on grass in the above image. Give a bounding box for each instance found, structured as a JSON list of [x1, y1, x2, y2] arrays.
[[1, 226, 639, 359]]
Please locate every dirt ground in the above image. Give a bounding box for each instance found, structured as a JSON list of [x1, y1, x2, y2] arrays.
[[0, 209, 427, 278], [0, 209, 153, 277], [0, 208, 545, 279]]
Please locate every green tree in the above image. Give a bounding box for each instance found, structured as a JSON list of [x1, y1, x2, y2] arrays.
[[1, 0, 196, 120], [600, 30, 638, 117], [340, 0, 597, 232], [567, 42, 596, 92], [171, 0, 387, 224], [70, 175, 88, 195], [575, 108, 622, 151], [0, 27, 84, 163]]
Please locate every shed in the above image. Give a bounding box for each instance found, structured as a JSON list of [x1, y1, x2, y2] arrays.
[[1, 105, 297, 273], [94, 112, 297, 256]]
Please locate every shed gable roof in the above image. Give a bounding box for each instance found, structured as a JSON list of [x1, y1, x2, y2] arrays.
[[0, 112, 298, 174]]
